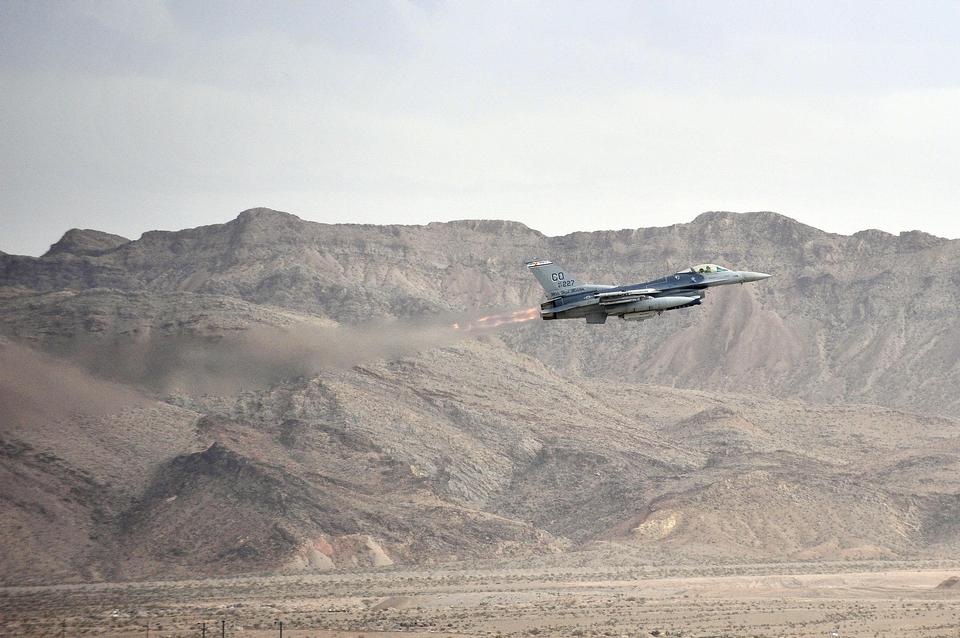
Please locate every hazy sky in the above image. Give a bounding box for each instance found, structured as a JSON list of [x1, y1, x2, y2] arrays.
[[2, 1, 959, 256]]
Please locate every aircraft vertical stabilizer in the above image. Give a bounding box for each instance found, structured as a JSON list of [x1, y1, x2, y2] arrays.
[[525, 260, 577, 299]]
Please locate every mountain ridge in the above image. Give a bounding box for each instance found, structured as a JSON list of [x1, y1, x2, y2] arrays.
[[3, 208, 960, 583], [5, 208, 957, 415], [7, 208, 952, 263]]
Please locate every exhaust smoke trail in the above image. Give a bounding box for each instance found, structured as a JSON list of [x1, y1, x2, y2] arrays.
[[1, 306, 543, 401], [0, 338, 146, 425]]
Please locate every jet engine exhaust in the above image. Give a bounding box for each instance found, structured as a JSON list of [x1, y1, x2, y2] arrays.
[[451, 307, 539, 332]]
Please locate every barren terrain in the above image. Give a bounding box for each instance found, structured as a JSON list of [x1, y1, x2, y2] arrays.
[[6, 561, 960, 637], [3, 210, 960, 635]]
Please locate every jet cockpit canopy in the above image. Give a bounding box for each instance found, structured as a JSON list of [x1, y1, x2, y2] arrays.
[[677, 263, 731, 274]]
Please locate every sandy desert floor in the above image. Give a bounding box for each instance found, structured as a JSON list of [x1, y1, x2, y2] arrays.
[[5, 561, 960, 637]]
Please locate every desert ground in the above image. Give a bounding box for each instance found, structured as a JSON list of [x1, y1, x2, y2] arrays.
[[5, 560, 960, 637]]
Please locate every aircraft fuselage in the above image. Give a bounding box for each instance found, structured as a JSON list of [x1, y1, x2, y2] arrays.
[[527, 261, 770, 324]]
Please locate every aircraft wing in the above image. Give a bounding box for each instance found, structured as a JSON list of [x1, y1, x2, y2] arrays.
[[595, 288, 660, 305]]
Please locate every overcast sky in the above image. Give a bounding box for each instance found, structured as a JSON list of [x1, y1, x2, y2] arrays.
[[2, 1, 959, 255]]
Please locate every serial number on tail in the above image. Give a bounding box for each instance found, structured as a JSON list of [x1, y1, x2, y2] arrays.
[[550, 272, 576, 288]]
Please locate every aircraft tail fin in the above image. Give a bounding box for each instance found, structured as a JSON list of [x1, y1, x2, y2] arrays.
[[525, 259, 579, 298]]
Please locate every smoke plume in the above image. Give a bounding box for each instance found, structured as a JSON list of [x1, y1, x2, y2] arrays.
[[0, 338, 145, 429], [2, 307, 541, 399]]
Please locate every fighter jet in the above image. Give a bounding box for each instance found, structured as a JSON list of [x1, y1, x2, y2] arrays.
[[526, 260, 771, 324]]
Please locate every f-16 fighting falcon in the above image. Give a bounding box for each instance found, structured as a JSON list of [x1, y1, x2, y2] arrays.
[[526, 260, 771, 324]]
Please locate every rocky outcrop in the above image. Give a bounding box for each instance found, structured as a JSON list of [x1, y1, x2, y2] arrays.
[[44, 229, 130, 257]]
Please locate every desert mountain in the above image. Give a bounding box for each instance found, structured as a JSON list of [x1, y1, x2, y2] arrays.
[[2, 209, 960, 584], [3, 208, 958, 414]]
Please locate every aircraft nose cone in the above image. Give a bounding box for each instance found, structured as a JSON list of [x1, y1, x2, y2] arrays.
[[740, 271, 772, 282]]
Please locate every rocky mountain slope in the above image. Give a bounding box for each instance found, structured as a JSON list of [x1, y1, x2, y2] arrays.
[[2, 209, 960, 583], [4, 327, 960, 584], [3, 208, 958, 414]]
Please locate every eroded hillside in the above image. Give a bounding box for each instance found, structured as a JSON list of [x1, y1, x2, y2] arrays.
[[2, 210, 960, 583]]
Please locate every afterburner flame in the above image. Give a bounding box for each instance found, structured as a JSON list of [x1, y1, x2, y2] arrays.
[[451, 307, 539, 332]]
